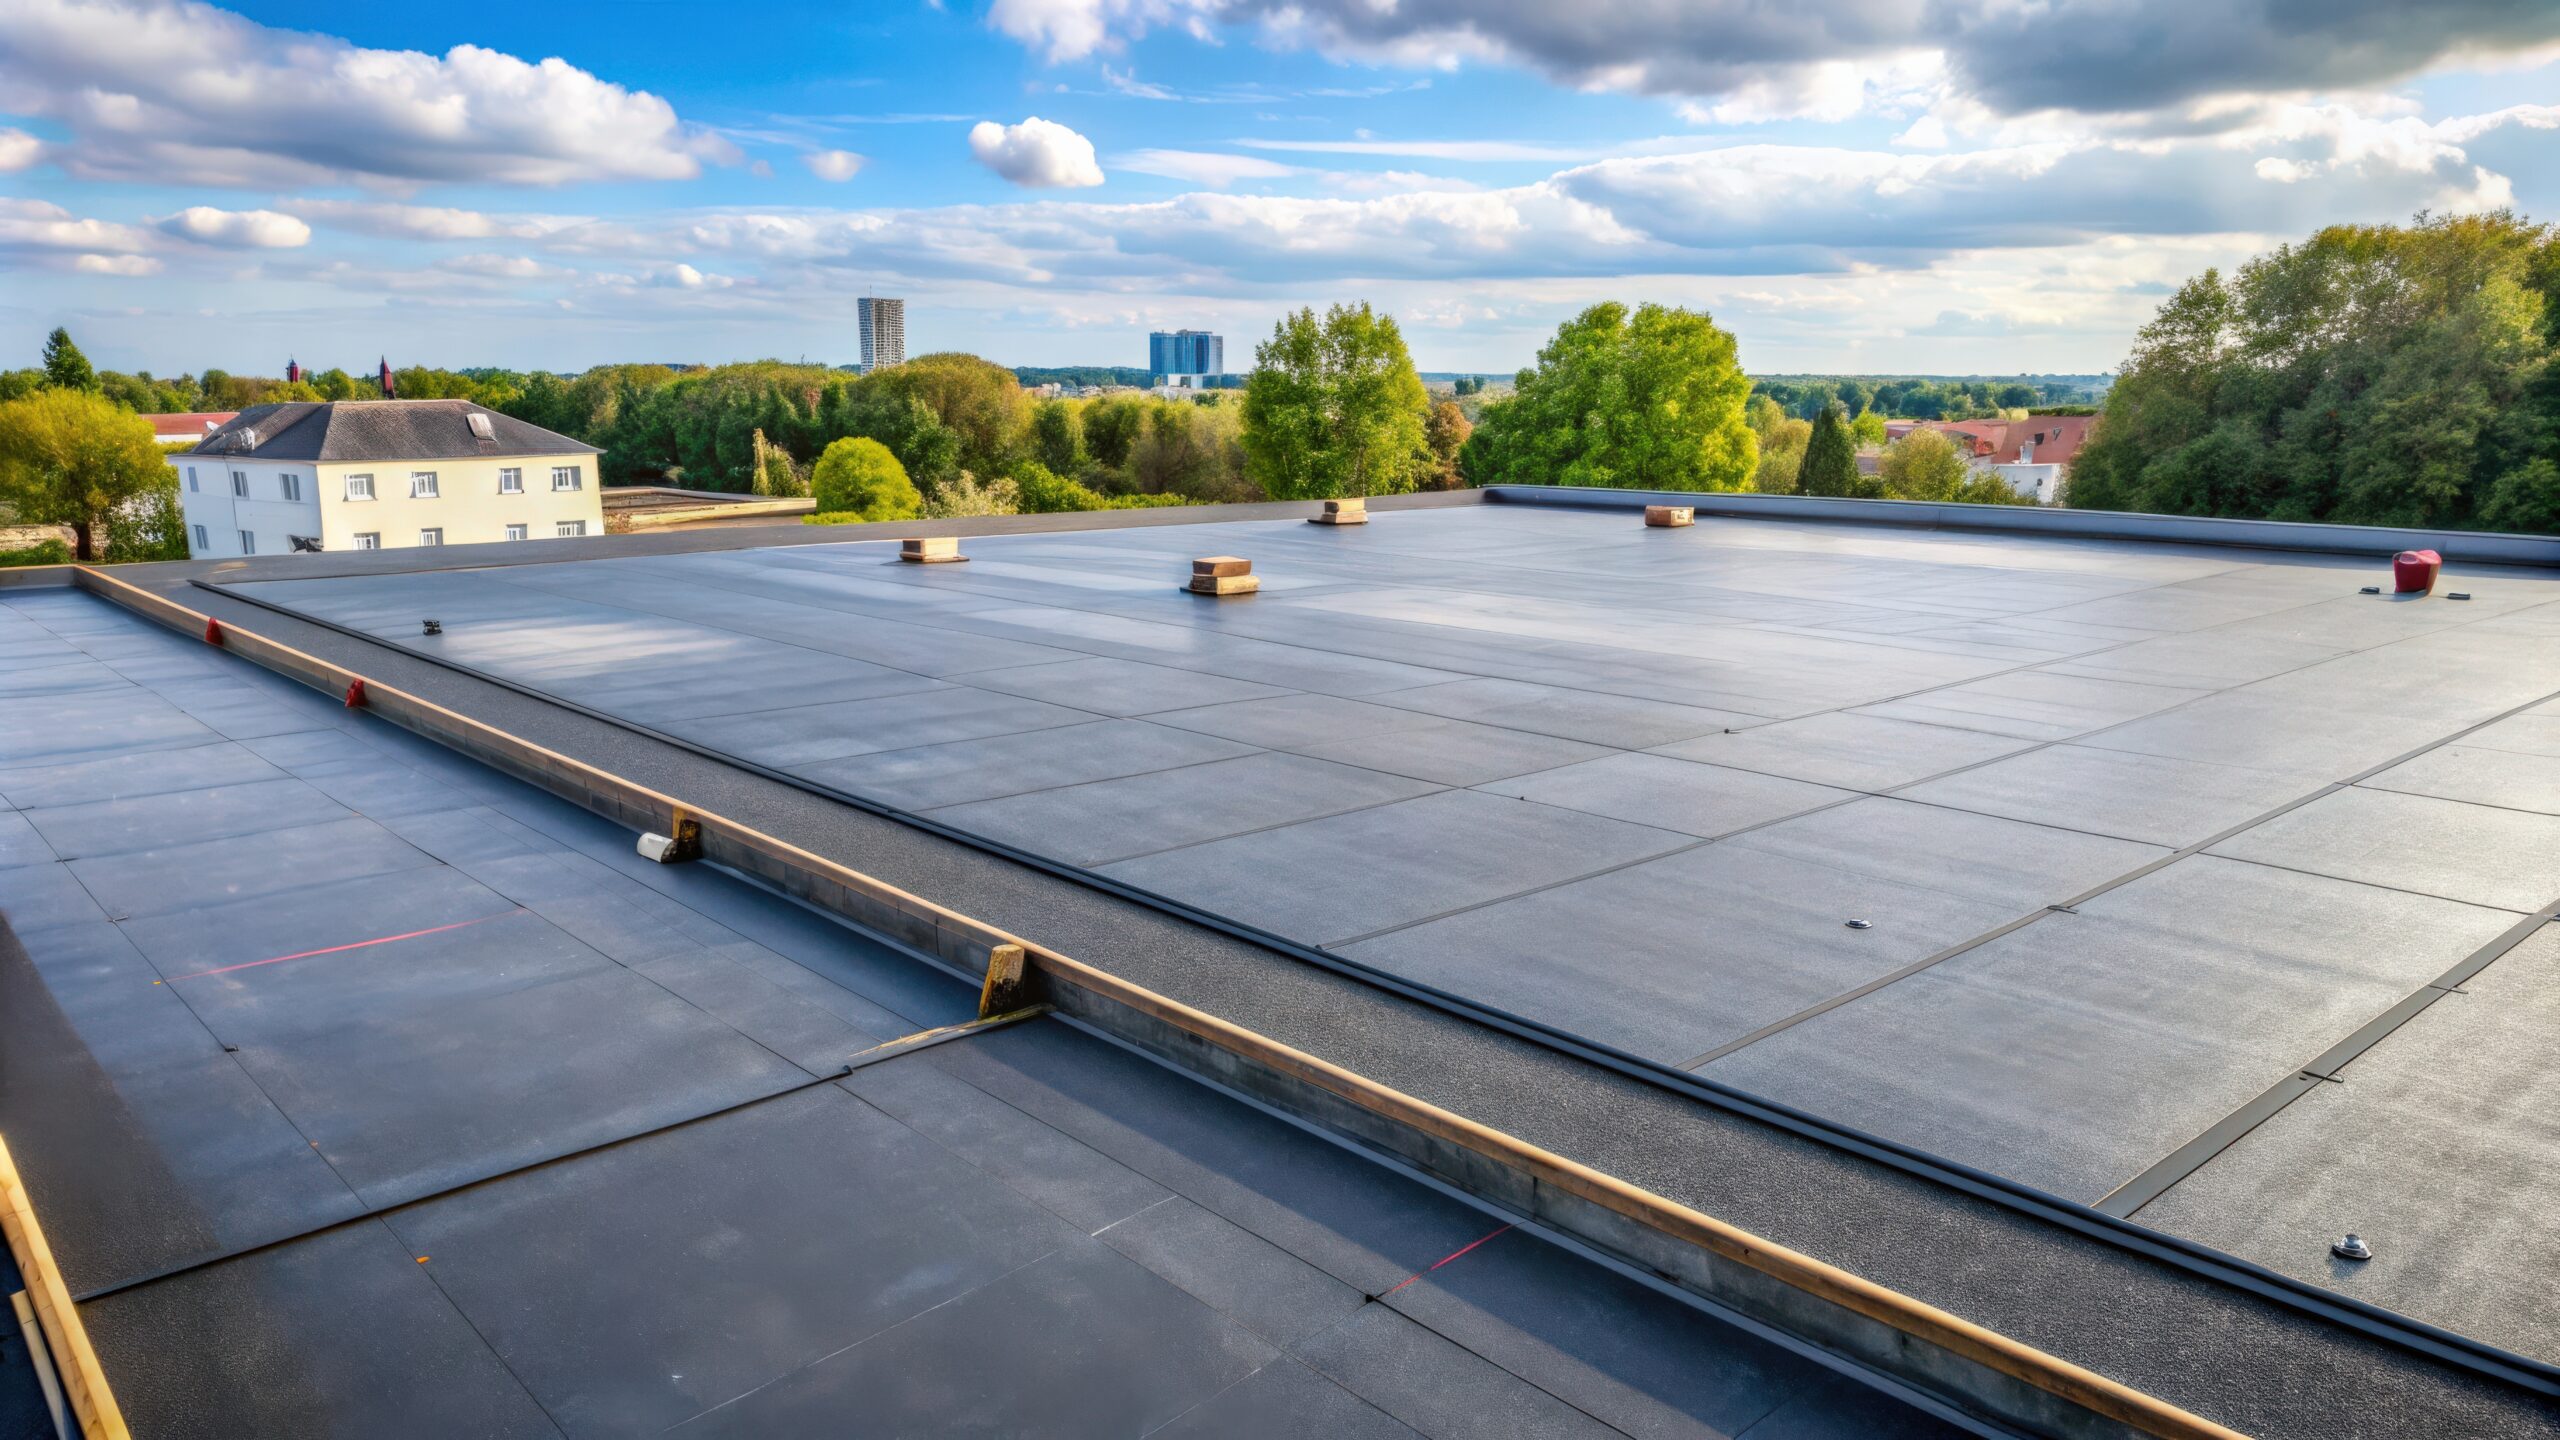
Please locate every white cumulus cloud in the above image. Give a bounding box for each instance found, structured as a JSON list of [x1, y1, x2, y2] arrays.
[[0, 0, 738, 186], [649, 263, 736, 289], [286, 199, 594, 241], [0, 196, 152, 253], [986, 0, 1215, 62], [0, 128, 43, 173], [72, 252, 159, 276], [969, 116, 1106, 188], [804, 149, 868, 182], [155, 205, 311, 248]]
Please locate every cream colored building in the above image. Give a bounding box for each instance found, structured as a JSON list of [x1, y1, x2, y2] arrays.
[[176, 399, 604, 557]]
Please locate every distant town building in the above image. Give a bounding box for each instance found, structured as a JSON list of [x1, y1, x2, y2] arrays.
[[174, 399, 602, 557], [1885, 415, 2097, 504], [1149, 329, 1224, 383], [139, 411, 241, 444], [858, 297, 907, 373]]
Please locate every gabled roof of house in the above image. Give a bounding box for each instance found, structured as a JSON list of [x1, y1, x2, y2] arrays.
[[1886, 415, 2097, 468], [140, 411, 240, 436], [189, 399, 599, 462]]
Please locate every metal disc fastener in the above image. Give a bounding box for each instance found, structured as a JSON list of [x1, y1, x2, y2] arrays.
[[1844, 919, 1873, 930], [422, 618, 443, 636], [2332, 1233, 2372, 1262]]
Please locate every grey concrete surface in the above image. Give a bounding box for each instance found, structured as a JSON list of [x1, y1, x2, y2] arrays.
[[202, 502, 2560, 1380], [0, 588, 1959, 1440]]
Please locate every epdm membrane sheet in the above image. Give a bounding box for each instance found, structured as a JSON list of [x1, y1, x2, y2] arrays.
[[220, 504, 2560, 1363], [0, 588, 1956, 1438]]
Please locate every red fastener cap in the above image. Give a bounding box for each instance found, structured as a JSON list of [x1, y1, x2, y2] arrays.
[[2392, 549, 2441, 595]]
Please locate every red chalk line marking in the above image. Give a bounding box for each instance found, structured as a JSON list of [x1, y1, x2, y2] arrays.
[[162, 909, 524, 981], [1378, 1222, 1514, 1299]]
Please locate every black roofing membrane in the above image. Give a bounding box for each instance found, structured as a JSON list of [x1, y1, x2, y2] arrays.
[[220, 508, 2560, 1347], [0, 585, 1966, 1439]]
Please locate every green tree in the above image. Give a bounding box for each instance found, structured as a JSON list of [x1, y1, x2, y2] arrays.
[[809, 436, 923, 522], [749, 428, 806, 497], [1878, 429, 2029, 504], [309, 367, 364, 401], [1750, 417, 1811, 494], [1850, 406, 1887, 449], [1029, 400, 1084, 473], [923, 471, 1017, 518], [0, 388, 171, 559], [2483, 458, 2560, 532], [41, 328, 96, 391], [2067, 212, 2560, 528], [885, 353, 1031, 479], [1464, 303, 1756, 492], [1081, 395, 1146, 469], [1241, 302, 1430, 500], [1014, 460, 1101, 512], [1798, 403, 1864, 497], [1132, 399, 1254, 502], [104, 480, 190, 561]]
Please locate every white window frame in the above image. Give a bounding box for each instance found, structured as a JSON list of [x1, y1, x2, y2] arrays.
[[505, 523, 529, 541], [554, 519, 587, 538], [550, 465, 582, 492], [230, 470, 248, 498], [418, 527, 444, 546], [352, 532, 381, 550], [498, 467, 524, 495], [279, 473, 301, 502], [409, 471, 439, 499], [237, 529, 255, 555], [190, 523, 207, 550], [344, 473, 375, 501]]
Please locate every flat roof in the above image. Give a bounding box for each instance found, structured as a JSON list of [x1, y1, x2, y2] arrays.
[[212, 501, 2560, 1369], [0, 585, 1959, 1437]]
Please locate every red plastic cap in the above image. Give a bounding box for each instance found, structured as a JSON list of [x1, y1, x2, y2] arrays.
[[2393, 549, 2442, 595]]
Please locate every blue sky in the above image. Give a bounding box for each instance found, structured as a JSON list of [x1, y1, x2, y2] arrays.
[[3, 0, 2556, 378]]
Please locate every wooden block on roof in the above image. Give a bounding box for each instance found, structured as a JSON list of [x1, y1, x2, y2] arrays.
[[1192, 555, 1253, 578], [1308, 497, 1368, 525], [1644, 505, 1695, 528], [900, 536, 966, 563], [1186, 573, 1261, 596]]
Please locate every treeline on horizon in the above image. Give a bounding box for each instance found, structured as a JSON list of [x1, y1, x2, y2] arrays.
[[11, 210, 2554, 538], [2069, 210, 2559, 532]]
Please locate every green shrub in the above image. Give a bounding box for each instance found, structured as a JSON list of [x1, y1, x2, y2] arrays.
[[0, 538, 71, 567], [1013, 461, 1103, 513], [809, 436, 922, 522]]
